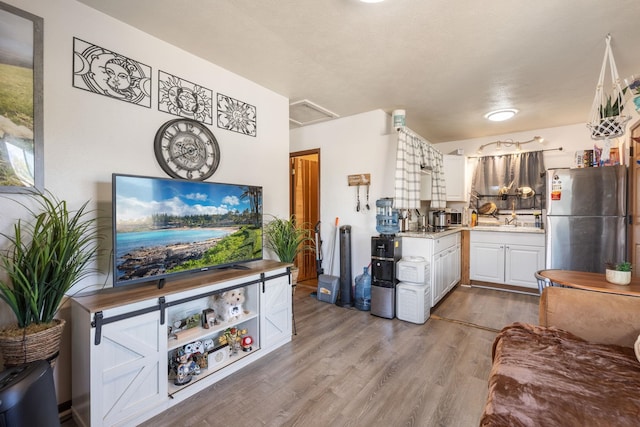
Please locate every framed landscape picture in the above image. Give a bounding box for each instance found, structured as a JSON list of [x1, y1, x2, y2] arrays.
[[0, 1, 43, 192]]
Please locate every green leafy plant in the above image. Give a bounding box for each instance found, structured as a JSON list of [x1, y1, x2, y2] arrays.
[[605, 260, 632, 272], [263, 215, 314, 263], [0, 192, 100, 328], [599, 90, 627, 119], [615, 261, 632, 272]]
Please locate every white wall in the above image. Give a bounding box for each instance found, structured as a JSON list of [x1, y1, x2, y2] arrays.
[[2, 0, 290, 405], [436, 118, 640, 171], [291, 110, 640, 277], [290, 110, 396, 282]]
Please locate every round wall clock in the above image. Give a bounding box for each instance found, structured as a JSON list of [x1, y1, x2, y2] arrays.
[[154, 118, 220, 180]]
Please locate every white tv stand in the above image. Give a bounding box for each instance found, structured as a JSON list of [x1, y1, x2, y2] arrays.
[[71, 260, 292, 427]]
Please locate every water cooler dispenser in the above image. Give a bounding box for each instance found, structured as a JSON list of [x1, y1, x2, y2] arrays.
[[370, 235, 401, 318]]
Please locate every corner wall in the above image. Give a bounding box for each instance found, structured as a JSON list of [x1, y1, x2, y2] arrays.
[[2, 0, 290, 405], [290, 110, 396, 284]]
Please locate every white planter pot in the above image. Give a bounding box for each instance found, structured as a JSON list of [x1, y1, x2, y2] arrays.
[[605, 269, 631, 285]]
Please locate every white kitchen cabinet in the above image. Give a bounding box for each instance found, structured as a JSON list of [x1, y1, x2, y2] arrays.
[[71, 261, 291, 427], [401, 231, 461, 307], [420, 169, 432, 200], [443, 155, 466, 201], [505, 244, 546, 287], [469, 231, 544, 289]]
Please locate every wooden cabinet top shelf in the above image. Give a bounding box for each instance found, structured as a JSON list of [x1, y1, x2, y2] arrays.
[[72, 260, 290, 313]]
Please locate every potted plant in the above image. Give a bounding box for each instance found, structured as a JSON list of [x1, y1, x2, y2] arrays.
[[0, 192, 100, 366], [263, 215, 314, 284], [591, 91, 628, 139], [605, 261, 632, 286]]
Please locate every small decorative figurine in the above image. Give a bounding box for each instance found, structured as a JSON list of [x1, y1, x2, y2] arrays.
[[172, 349, 193, 386], [202, 308, 216, 329], [218, 327, 247, 355], [211, 288, 246, 323], [241, 335, 253, 352]]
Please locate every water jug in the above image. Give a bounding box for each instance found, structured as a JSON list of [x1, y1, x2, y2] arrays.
[[375, 198, 399, 235], [354, 266, 372, 311]]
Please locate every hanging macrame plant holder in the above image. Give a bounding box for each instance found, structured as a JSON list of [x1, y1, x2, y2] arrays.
[[587, 34, 630, 140]]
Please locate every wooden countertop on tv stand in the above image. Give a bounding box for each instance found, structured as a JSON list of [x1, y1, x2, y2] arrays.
[[72, 260, 291, 313]]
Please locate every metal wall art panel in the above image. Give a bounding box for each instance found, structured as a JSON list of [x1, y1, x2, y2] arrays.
[[72, 37, 152, 108], [217, 93, 256, 137], [158, 70, 213, 124]]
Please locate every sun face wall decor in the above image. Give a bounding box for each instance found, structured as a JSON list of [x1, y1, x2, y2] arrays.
[[72, 37, 152, 108], [217, 93, 257, 137], [158, 70, 213, 124]]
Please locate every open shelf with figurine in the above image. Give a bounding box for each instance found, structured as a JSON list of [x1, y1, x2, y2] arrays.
[[165, 282, 260, 396]]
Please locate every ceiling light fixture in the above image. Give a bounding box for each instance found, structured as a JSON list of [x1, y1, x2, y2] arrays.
[[360, 0, 384, 3], [476, 136, 544, 154], [484, 109, 519, 122]]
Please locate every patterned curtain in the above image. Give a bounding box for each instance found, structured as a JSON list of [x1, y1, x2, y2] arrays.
[[394, 128, 446, 210], [470, 151, 546, 211]]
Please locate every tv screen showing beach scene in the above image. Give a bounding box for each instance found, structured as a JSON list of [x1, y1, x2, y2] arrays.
[[112, 173, 263, 287]]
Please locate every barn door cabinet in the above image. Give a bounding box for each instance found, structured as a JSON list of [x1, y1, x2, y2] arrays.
[[71, 260, 291, 427]]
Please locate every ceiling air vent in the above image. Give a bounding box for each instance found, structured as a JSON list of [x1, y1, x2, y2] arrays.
[[289, 99, 339, 127]]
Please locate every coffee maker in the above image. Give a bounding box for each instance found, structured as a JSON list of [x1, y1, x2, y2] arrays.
[[370, 235, 402, 318]]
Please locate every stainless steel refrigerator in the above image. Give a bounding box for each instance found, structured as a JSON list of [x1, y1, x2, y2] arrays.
[[546, 165, 627, 273]]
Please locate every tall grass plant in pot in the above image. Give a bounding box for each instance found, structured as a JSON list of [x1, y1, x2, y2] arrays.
[[263, 215, 314, 284], [0, 192, 100, 366]]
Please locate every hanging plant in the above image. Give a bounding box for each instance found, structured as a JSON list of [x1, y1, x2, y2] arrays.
[[587, 34, 630, 140]]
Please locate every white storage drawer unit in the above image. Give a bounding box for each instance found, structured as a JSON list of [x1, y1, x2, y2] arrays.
[[396, 282, 431, 324], [400, 232, 461, 307]]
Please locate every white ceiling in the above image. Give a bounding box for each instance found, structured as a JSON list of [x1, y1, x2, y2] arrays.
[[76, 0, 640, 143]]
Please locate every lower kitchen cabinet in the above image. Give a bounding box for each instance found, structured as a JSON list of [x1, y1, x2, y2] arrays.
[[469, 231, 544, 289], [401, 231, 461, 307], [71, 260, 291, 427]]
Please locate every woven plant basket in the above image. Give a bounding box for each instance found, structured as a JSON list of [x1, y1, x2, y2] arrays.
[[0, 319, 65, 367], [590, 116, 628, 140], [587, 35, 630, 140]]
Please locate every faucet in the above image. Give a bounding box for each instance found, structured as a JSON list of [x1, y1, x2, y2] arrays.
[[505, 201, 517, 226]]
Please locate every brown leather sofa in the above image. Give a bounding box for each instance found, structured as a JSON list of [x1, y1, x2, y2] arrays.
[[481, 286, 640, 426]]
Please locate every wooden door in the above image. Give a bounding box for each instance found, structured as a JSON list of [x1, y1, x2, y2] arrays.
[[290, 150, 320, 282]]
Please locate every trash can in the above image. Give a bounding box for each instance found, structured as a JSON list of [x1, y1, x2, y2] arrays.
[[0, 360, 60, 427]]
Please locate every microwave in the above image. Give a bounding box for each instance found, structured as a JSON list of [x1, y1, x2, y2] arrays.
[[450, 212, 462, 225]]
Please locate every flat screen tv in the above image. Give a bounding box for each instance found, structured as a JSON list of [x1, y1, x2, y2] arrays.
[[112, 173, 263, 287]]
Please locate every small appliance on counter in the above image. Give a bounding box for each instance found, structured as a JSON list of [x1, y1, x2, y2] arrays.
[[449, 211, 462, 226], [432, 210, 450, 230]]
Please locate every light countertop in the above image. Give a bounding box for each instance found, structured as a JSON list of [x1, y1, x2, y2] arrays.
[[399, 225, 544, 238], [470, 225, 545, 234]]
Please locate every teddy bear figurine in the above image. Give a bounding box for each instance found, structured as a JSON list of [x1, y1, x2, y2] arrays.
[[211, 288, 246, 323]]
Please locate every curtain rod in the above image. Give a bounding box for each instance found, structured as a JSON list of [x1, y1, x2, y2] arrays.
[[467, 146, 563, 159]]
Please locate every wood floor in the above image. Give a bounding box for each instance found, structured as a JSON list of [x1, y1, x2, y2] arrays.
[[136, 283, 538, 427]]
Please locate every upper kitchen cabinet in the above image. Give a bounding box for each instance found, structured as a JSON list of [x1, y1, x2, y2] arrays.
[[444, 155, 466, 201], [420, 169, 432, 200]]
